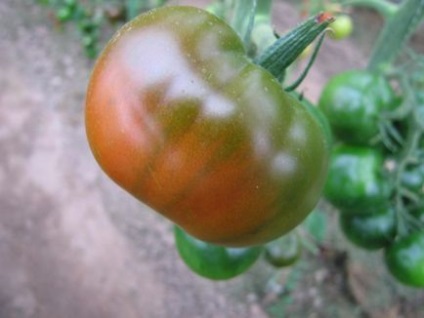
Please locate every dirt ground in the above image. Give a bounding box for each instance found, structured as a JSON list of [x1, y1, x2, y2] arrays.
[[0, 1, 423, 318]]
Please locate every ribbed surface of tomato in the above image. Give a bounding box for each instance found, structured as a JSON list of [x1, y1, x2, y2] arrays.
[[85, 6, 329, 247]]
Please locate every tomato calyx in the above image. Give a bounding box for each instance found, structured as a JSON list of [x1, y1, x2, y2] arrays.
[[255, 12, 333, 80]]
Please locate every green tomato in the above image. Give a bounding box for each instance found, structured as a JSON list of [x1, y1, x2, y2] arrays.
[[410, 207, 424, 224], [264, 232, 301, 268], [324, 145, 391, 210], [329, 15, 353, 40], [294, 94, 333, 151], [56, 7, 73, 22], [401, 163, 424, 194], [174, 226, 262, 280], [319, 70, 397, 145], [340, 205, 396, 250], [385, 232, 424, 287], [85, 6, 329, 247]]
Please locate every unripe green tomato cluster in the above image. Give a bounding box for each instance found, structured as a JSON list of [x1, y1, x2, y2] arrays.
[[319, 70, 424, 288]]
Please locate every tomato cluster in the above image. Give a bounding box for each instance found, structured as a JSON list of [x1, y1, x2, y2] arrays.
[[319, 70, 424, 288]]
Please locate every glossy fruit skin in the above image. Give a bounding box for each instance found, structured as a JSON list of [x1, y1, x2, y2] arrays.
[[324, 145, 391, 210], [85, 6, 329, 247], [401, 164, 424, 194], [319, 70, 397, 145], [174, 226, 262, 280], [329, 15, 353, 40], [340, 205, 396, 250], [385, 232, 424, 287], [297, 95, 333, 151], [411, 207, 424, 224], [264, 232, 301, 268]]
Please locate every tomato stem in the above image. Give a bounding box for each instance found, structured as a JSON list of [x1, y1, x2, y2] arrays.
[[255, 12, 334, 80], [389, 69, 424, 236], [230, 0, 257, 48], [285, 31, 327, 92], [367, 0, 424, 72], [341, 0, 398, 18], [250, 0, 275, 56]]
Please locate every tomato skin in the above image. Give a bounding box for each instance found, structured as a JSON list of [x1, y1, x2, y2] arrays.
[[174, 226, 262, 280], [318, 70, 397, 145], [410, 207, 424, 224], [85, 6, 329, 247], [401, 164, 424, 194], [329, 15, 353, 40], [264, 232, 301, 268], [340, 206, 396, 250], [385, 232, 424, 287], [324, 145, 391, 210], [295, 94, 333, 151]]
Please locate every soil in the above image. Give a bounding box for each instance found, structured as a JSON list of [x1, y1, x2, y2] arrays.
[[0, 1, 423, 318]]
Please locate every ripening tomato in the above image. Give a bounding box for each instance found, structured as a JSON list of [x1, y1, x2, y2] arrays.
[[85, 6, 329, 247]]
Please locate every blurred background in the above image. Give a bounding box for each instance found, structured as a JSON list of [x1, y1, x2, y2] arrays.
[[0, 0, 423, 317]]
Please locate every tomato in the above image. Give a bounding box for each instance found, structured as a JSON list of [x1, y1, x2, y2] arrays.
[[411, 207, 424, 224], [385, 232, 424, 287], [263, 232, 301, 268], [295, 95, 333, 150], [401, 163, 424, 194], [85, 6, 329, 247], [324, 145, 391, 210], [340, 205, 396, 250], [174, 226, 262, 280], [329, 15, 353, 40], [318, 70, 397, 146]]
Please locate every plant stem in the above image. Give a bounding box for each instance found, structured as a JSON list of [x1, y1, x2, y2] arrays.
[[250, 0, 275, 56], [368, 0, 424, 72], [231, 0, 257, 47], [342, 0, 398, 18], [255, 12, 333, 80]]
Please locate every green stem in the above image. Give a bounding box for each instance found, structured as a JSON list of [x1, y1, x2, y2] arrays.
[[250, 0, 275, 56], [368, 0, 424, 72], [255, 12, 334, 80], [341, 0, 398, 18], [255, 0, 272, 16], [231, 0, 257, 47], [285, 31, 327, 92], [392, 74, 424, 236]]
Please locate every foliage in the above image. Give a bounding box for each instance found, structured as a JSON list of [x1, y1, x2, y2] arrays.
[[35, 0, 168, 58]]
